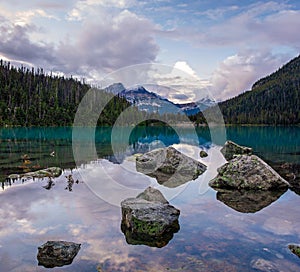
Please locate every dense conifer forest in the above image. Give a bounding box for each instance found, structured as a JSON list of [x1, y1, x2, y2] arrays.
[[0, 60, 190, 126], [1, 54, 299, 127], [0, 60, 141, 126], [218, 55, 300, 125]]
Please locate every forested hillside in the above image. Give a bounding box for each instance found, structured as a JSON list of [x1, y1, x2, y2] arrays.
[[218, 55, 300, 125], [0, 60, 132, 126], [0, 60, 192, 126]]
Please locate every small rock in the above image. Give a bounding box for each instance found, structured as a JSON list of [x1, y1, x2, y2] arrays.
[[136, 186, 169, 204], [199, 150, 208, 158], [37, 241, 81, 268], [221, 140, 252, 161], [288, 244, 300, 258], [209, 155, 289, 190], [251, 258, 279, 272]]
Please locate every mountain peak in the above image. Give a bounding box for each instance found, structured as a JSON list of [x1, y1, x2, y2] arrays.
[[104, 83, 125, 94]]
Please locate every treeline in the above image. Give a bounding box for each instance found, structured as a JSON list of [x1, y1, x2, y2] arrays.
[[0, 60, 144, 126], [0, 60, 194, 126], [217, 54, 300, 125]]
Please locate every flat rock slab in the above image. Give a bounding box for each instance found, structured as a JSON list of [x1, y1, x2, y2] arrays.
[[37, 241, 81, 268], [221, 140, 252, 161], [121, 187, 180, 247], [209, 155, 289, 190], [8, 167, 62, 180], [136, 146, 206, 188]]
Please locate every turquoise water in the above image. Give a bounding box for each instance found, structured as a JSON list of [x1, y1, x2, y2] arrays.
[[0, 126, 299, 271]]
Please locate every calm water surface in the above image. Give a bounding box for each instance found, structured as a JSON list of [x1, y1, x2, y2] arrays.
[[0, 126, 299, 271]]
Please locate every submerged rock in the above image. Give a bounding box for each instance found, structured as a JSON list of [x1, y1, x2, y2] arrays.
[[37, 241, 81, 268], [288, 244, 300, 258], [221, 140, 252, 161], [216, 189, 287, 213], [251, 258, 279, 272], [136, 146, 206, 188], [121, 187, 180, 248], [209, 155, 289, 191]]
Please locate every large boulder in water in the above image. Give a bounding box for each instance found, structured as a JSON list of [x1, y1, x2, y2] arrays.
[[221, 140, 252, 161], [37, 241, 81, 268], [121, 187, 180, 248], [136, 146, 206, 188], [209, 155, 289, 191]]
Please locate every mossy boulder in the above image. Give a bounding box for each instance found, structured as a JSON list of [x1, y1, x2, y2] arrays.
[[136, 146, 206, 188], [121, 187, 180, 247], [288, 244, 300, 258], [209, 155, 289, 191], [199, 150, 208, 158], [221, 140, 252, 161]]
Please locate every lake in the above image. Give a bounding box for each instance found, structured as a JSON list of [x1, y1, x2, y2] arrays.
[[0, 126, 299, 271]]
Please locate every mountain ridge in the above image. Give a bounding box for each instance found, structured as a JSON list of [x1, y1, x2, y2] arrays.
[[105, 83, 215, 115], [216, 54, 300, 125]]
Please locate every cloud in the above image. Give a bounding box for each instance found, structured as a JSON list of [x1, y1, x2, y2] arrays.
[[171, 93, 189, 101], [0, 21, 56, 67], [0, 6, 159, 79], [67, 0, 137, 21], [210, 50, 291, 100], [174, 61, 197, 77], [197, 5, 239, 20], [161, 1, 300, 50], [56, 10, 159, 76], [141, 62, 212, 103]]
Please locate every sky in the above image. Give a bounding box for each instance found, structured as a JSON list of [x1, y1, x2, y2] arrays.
[[0, 0, 299, 102]]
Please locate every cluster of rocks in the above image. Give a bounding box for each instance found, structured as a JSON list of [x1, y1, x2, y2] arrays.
[[208, 141, 292, 213], [33, 142, 299, 268]]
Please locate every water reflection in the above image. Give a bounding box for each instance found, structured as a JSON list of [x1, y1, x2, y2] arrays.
[[0, 161, 299, 271], [0, 126, 300, 271], [216, 189, 288, 213], [0, 126, 212, 182], [121, 224, 179, 248], [226, 126, 300, 164]]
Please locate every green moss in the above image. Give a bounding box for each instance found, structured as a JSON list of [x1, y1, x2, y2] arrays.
[[132, 216, 164, 236]]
